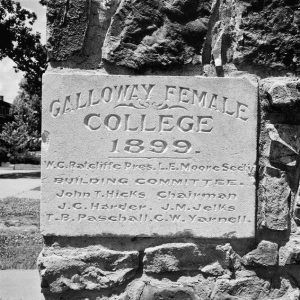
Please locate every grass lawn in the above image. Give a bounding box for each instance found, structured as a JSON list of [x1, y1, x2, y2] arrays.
[[0, 197, 43, 269]]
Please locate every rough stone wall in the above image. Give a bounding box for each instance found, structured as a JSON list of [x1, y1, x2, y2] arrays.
[[46, 0, 300, 76], [40, 0, 300, 299]]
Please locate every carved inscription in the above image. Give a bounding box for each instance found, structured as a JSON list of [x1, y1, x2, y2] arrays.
[[42, 74, 257, 237]]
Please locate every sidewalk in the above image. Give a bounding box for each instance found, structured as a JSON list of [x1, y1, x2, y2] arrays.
[[0, 270, 44, 300], [0, 169, 41, 199]]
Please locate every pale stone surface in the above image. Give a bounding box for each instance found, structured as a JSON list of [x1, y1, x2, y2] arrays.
[[211, 276, 300, 300], [38, 246, 139, 294], [200, 262, 226, 277], [128, 276, 214, 300], [279, 237, 300, 266], [42, 71, 257, 237], [144, 243, 204, 273], [268, 124, 300, 169], [242, 241, 278, 267], [215, 243, 242, 270], [260, 78, 300, 107], [258, 78, 300, 233], [210, 277, 268, 300], [130, 275, 300, 300], [258, 167, 290, 231]]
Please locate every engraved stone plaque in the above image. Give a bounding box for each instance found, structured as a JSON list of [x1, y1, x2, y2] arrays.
[[42, 72, 258, 237]]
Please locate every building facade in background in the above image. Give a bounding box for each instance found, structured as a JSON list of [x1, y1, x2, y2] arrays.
[[0, 96, 12, 130]]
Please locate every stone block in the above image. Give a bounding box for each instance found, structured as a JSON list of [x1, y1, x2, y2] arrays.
[[42, 72, 257, 238], [267, 125, 300, 170], [258, 78, 300, 232], [140, 286, 196, 300], [259, 78, 300, 124], [47, 0, 120, 68], [215, 243, 242, 271], [200, 262, 226, 277], [45, 0, 299, 75], [211, 276, 300, 300], [143, 243, 204, 273], [124, 275, 300, 300], [202, 0, 245, 69], [260, 78, 300, 108], [242, 241, 278, 267], [102, 0, 211, 71], [279, 237, 300, 266], [47, 0, 91, 61], [211, 277, 268, 300], [257, 167, 290, 231], [38, 246, 139, 293], [125, 275, 213, 300], [233, 2, 300, 76]]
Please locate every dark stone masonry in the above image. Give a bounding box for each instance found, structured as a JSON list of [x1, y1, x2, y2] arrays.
[[39, 0, 300, 299]]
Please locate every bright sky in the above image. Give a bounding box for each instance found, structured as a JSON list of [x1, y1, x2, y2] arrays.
[[0, 0, 46, 103]]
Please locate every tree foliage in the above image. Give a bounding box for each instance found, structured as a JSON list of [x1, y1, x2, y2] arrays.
[[0, 0, 47, 160], [0, 0, 47, 96], [1, 80, 41, 156]]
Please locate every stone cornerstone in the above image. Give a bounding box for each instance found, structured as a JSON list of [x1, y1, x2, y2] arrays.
[[38, 1, 300, 299]]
